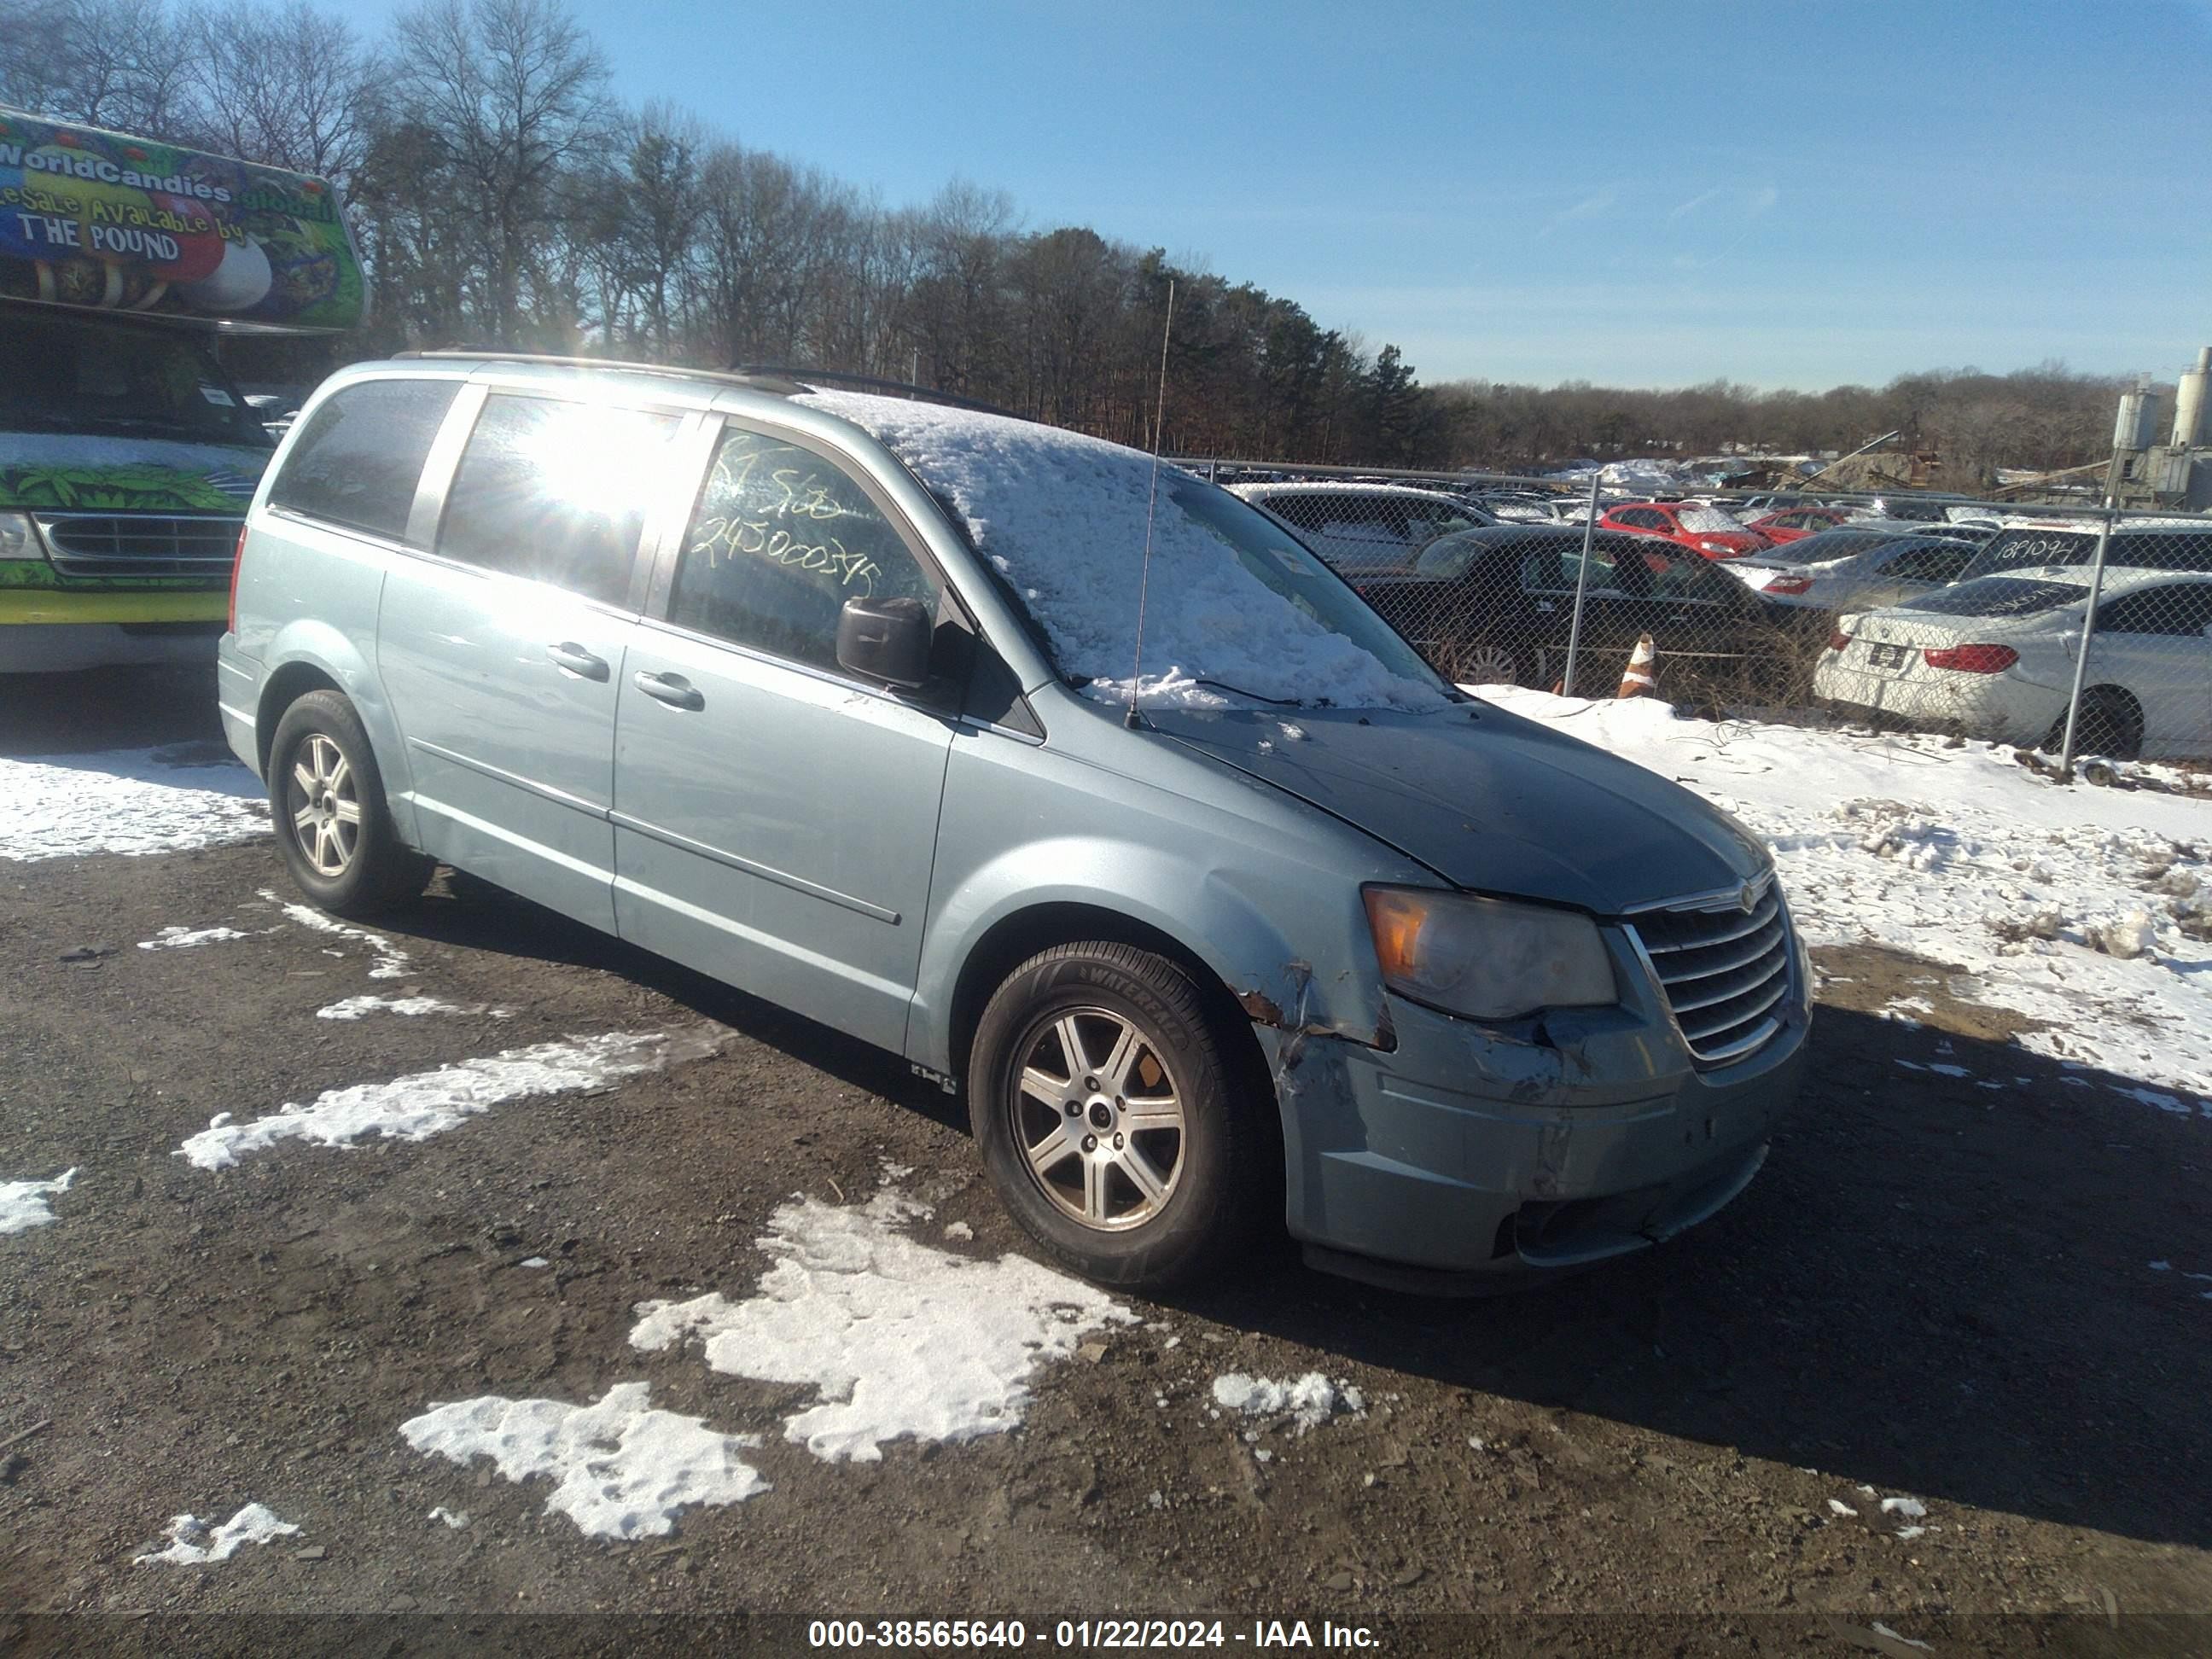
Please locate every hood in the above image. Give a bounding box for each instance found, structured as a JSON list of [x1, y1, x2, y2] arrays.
[[1148, 702, 1769, 914], [0, 432, 268, 514]]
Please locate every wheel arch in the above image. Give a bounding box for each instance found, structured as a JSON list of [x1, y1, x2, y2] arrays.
[[945, 901, 1272, 1103], [255, 660, 344, 777]]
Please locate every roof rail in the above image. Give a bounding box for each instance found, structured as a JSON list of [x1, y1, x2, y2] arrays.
[[732, 364, 1024, 421], [393, 350, 809, 397]]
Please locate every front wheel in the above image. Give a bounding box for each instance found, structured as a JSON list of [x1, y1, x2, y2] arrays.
[[267, 690, 431, 917], [969, 943, 1272, 1289]]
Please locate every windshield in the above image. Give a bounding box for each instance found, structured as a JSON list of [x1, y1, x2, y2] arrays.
[[1898, 576, 2087, 618], [803, 390, 1452, 711], [1150, 480, 1451, 697], [0, 310, 272, 450], [1677, 504, 1750, 534]]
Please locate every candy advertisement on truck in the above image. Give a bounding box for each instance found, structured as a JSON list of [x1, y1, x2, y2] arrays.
[[0, 108, 364, 333]]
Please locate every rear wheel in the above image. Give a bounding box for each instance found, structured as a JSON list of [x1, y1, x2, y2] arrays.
[[969, 942, 1271, 1289], [268, 690, 430, 917], [2046, 687, 2144, 761]]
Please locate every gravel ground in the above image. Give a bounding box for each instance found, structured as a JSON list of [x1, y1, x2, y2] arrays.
[[1, 670, 2207, 1656]]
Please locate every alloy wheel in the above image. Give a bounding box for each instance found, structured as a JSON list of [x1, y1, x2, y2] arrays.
[[286, 733, 360, 877], [1011, 1007, 1186, 1231]]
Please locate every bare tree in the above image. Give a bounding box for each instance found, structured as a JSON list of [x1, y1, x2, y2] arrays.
[[176, 0, 381, 181], [0, 0, 195, 131], [384, 0, 614, 345]]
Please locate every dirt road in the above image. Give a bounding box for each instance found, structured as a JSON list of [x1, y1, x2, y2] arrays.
[[1, 671, 2206, 1656]]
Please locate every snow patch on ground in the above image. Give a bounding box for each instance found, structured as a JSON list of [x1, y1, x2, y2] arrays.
[[1212, 1372, 1365, 1433], [0, 1168, 77, 1235], [177, 1028, 725, 1170], [316, 994, 496, 1021], [138, 924, 265, 951], [400, 1382, 766, 1540], [803, 391, 1446, 713], [134, 1503, 299, 1564], [631, 1187, 1136, 1463], [428, 1505, 469, 1528], [259, 891, 413, 978], [1475, 690, 2212, 1102], [0, 746, 266, 861]]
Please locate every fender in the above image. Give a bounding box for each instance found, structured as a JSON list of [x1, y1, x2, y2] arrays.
[[909, 828, 1401, 1080]]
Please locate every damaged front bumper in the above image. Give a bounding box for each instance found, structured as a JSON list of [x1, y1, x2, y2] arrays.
[[1261, 928, 1807, 1291]]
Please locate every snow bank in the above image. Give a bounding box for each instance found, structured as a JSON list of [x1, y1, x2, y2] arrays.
[[178, 1028, 725, 1169], [631, 1186, 1136, 1463], [1212, 1372, 1364, 1432], [801, 391, 1445, 712], [0, 1168, 77, 1235], [135, 1503, 298, 1564], [1474, 689, 2212, 1101], [0, 747, 265, 860], [400, 1382, 766, 1540]]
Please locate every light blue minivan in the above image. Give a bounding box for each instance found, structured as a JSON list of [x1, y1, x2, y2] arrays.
[[220, 354, 1807, 1291]]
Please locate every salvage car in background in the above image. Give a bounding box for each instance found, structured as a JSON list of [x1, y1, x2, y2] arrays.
[[1356, 525, 1811, 693], [1598, 500, 1771, 559], [1729, 532, 1977, 613], [1816, 568, 2212, 759], [1227, 481, 1495, 576], [1957, 518, 2212, 584], [1745, 506, 1853, 544]]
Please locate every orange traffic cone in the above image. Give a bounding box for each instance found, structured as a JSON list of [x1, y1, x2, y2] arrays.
[[1617, 634, 1657, 699]]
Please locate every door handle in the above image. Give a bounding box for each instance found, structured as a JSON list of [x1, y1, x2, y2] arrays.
[[633, 669, 704, 711], [546, 642, 609, 680]]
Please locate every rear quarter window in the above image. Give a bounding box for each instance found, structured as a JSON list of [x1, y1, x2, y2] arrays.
[[269, 378, 460, 540]]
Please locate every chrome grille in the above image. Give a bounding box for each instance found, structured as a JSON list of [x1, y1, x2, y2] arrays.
[[1627, 876, 1793, 1066], [36, 514, 242, 579]]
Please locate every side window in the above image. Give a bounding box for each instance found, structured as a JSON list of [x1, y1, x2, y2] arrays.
[[437, 394, 683, 606], [269, 378, 459, 540], [2098, 587, 2204, 637], [1521, 547, 1615, 594], [668, 425, 938, 673], [2110, 536, 2212, 573]]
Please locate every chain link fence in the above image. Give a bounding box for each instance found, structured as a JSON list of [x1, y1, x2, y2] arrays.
[[1185, 457, 2212, 778]]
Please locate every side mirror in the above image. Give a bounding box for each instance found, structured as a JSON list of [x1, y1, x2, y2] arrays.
[[836, 596, 933, 690]]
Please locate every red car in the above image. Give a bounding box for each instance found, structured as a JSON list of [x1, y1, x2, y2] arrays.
[[1745, 506, 1852, 544], [1598, 501, 1772, 559]]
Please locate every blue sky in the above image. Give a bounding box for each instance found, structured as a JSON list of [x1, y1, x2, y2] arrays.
[[383, 0, 2212, 391]]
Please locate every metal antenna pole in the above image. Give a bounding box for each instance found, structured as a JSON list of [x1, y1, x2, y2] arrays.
[[1561, 469, 1602, 696], [2056, 505, 2117, 782], [1125, 280, 1177, 731]]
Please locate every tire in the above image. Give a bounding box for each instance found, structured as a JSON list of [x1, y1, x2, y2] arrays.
[[1453, 639, 1519, 687], [2046, 688, 2144, 762], [267, 690, 431, 917], [968, 942, 1272, 1289]]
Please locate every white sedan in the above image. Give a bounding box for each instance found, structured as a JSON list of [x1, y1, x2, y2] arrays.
[[1813, 567, 2212, 759]]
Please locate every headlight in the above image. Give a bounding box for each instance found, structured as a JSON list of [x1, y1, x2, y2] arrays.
[[1363, 886, 1617, 1022], [0, 512, 43, 560]]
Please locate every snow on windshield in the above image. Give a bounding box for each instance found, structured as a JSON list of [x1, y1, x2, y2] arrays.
[[800, 392, 1447, 711], [1677, 505, 1750, 534]]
